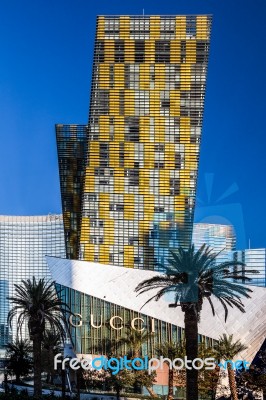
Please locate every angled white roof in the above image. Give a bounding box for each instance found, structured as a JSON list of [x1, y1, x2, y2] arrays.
[[46, 256, 266, 362]]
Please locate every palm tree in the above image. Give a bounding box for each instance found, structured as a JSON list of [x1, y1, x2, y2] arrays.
[[42, 330, 61, 384], [135, 244, 256, 400], [117, 328, 154, 358], [106, 369, 135, 400], [155, 341, 186, 400], [198, 343, 219, 400], [6, 339, 32, 383], [240, 343, 266, 399], [215, 334, 247, 400], [7, 277, 70, 398], [117, 329, 156, 396], [93, 337, 117, 357]]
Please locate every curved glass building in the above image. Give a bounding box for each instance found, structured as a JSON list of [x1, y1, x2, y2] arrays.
[[192, 223, 236, 263], [0, 215, 65, 349]]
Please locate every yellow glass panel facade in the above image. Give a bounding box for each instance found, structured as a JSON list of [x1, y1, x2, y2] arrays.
[[78, 15, 212, 269]]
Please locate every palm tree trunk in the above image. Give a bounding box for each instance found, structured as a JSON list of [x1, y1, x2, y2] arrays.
[[227, 364, 238, 400], [184, 306, 198, 400], [168, 367, 174, 400], [46, 372, 51, 383], [4, 371, 8, 394], [61, 368, 66, 399], [116, 386, 120, 400], [32, 334, 42, 398], [77, 368, 81, 400], [49, 347, 54, 384]]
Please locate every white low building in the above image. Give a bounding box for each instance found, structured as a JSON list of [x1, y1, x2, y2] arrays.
[[46, 256, 266, 364]]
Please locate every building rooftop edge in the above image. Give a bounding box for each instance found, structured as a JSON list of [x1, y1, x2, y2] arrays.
[[0, 214, 63, 222], [96, 14, 213, 17], [194, 222, 234, 228], [55, 124, 87, 127]]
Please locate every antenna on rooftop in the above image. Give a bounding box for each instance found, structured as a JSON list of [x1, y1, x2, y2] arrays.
[[248, 238, 251, 249], [143, 8, 145, 17]]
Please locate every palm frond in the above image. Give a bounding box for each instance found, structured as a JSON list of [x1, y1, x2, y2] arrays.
[[7, 277, 71, 341], [135, 244, 254, 322]]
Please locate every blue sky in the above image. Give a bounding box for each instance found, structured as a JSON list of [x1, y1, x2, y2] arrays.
[[0, 0, 265, 249]]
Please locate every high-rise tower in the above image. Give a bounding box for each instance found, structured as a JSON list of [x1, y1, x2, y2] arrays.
[[56, 125, 88, 259], [58, 15, 212, 269], [0, 215, 65, 348]]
